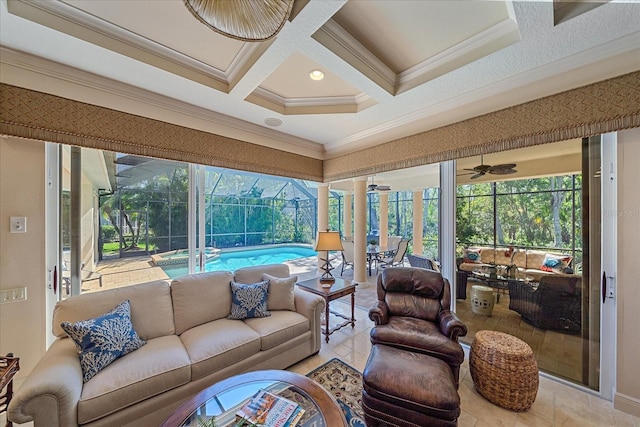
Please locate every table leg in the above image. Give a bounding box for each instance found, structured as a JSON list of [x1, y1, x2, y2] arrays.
[[351, 292, 355, 328], [325, 297, 330, 343]]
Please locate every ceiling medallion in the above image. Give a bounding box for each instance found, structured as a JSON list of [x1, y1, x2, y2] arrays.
[[309, 69, 325, 81], [183, 0, 294, 42]]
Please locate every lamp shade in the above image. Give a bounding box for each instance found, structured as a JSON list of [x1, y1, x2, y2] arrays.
[[183, 0, 294, 42], [314, 231, 344, 252]]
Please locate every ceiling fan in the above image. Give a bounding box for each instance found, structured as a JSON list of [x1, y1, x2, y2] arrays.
[[460, 155, 517, 179], [367, 177, 391, 192]]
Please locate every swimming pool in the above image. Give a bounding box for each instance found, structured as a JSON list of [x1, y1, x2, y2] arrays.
[[159, 245, 317, 278]]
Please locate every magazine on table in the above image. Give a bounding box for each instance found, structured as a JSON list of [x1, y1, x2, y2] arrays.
[[235, 389, 305, 427]]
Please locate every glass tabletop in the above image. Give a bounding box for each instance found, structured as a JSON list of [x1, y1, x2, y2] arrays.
[[174, 378, 328, 427], [472, 269, 534, 283]]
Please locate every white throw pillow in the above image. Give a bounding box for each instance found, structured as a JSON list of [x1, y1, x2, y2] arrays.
[[262, 273, 297, 311]]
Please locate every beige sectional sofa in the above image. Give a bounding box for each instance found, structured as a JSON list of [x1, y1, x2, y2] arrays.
[[8, 264, 325, 427], [458, 247, 576, 281]]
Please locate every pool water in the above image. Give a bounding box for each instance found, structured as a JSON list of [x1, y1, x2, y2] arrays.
[[160, 245, 317, 278]]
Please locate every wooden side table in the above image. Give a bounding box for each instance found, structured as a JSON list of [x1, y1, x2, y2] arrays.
[[0, 353, 20, 427], [297, 277, 357, 343]]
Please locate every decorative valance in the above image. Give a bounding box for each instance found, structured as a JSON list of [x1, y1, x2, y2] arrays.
[[323, 71, 640, 182], [1, 71, 638, 183], [0, 84, 322, 181]]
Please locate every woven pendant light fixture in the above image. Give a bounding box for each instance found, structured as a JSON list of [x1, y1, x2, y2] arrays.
[[183, 0, 294, 42]]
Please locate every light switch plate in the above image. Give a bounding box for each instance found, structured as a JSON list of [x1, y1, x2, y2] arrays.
[[10, 216, 27, 233], [0, 287, 27, 303]]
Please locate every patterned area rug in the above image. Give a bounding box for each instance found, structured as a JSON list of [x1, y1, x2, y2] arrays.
[[306, 358, 366, 427]]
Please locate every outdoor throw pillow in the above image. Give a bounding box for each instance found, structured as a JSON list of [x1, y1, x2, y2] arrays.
[[60, 300, 146, 383], [463, 248, 482, 263], [228, 281, 271, 320], [540, 253, 573, 273], [262, 273, 297, 311]]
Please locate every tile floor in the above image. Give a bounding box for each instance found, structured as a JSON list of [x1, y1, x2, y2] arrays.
[[288, 286, 640, 427], [455, 279, 585, 384]]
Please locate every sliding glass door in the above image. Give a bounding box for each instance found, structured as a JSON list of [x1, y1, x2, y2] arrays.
[[454, 137, 616, 395]]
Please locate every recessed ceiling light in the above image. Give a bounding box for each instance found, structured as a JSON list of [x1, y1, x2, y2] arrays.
[[264, 118, 282, 127], [309, 69, 324, 81]]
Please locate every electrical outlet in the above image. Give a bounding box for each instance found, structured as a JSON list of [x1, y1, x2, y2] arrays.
[[10, 216, 27, 233]]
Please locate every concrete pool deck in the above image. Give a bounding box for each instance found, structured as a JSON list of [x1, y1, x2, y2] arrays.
[[80, 254, 322, 293]]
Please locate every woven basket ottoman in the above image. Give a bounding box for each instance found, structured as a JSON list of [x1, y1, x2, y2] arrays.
[[470, 330, 538, 411]]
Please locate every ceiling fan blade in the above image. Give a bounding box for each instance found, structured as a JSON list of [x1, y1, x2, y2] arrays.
[[488, 168, 517, 175], [489, 163, 517, 170], [470, 172, 485, 179], [376, 185, 391, 191]]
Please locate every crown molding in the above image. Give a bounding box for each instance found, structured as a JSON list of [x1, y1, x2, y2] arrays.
[[0, 47, 325, 157], [313, 19, 397, 94], [248, 86, 374, 115], [397, 17, 520, 90], [9, 0, 233, 91], [324, 33, 640, 157]]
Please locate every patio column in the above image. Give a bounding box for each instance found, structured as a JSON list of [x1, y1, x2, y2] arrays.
[[379, 192, 389, 247], [343, 192, 352, 240], [317, 183, 329, 276], [413, 189, 424, 256], [353, 178, 368, 286]]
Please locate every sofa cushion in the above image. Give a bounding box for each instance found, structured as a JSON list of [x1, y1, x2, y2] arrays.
[[171, 271, 234, 335], [61, 300, 146, 383], [53, 279, 175, 340], [229, 281, 271, 320], [263, 273, 297, 311], [525, 250, 548, 270], [235, 263, 290, 284], [77, 335, 190, 424], [180, 319, 261, 380], [369, 317, 465, 366], [244, 311, 309, 351]]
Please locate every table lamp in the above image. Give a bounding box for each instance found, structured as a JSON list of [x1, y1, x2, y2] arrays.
[[314, 230, 344, 286]]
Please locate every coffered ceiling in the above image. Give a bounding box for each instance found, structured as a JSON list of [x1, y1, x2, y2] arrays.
[[1, 0, 639, 174]]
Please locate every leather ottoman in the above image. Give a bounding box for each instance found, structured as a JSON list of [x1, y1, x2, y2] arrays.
[[362, 344, 461, 427]]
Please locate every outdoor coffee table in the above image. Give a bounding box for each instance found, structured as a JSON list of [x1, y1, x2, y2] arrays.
[[161, 370, 347, 427], [471, 269, 534, 302], [296, 277, 357, 343]]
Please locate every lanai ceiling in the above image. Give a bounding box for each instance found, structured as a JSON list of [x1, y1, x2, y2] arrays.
[[1, 0, 639, 180]]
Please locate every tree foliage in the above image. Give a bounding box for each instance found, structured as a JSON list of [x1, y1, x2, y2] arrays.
[[456, 175, 582, 254]]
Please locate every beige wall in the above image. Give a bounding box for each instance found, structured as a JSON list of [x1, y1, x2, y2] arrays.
[[615, 127, 640, 417], [0, 136, 47, 381]]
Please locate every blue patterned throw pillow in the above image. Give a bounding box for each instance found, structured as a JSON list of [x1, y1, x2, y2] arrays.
[[228, 281, 271, 320], [540, 254, 573, 273], [61, 300, 146, 383]]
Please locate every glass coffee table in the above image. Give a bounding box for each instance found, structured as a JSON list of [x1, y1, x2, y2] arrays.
[[161, 370, 347, 427]]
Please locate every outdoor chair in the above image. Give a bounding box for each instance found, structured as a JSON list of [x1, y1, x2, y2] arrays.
[[61, 255, 102, 295], [378, 239, 409, 270], [386, 235, 402, 255], [407, 253, 440, 272], [340, 240, 355, 274], [508, 275, 582, 334]]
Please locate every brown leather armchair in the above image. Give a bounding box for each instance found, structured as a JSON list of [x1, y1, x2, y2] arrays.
[[369, 267, 468, 386]]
